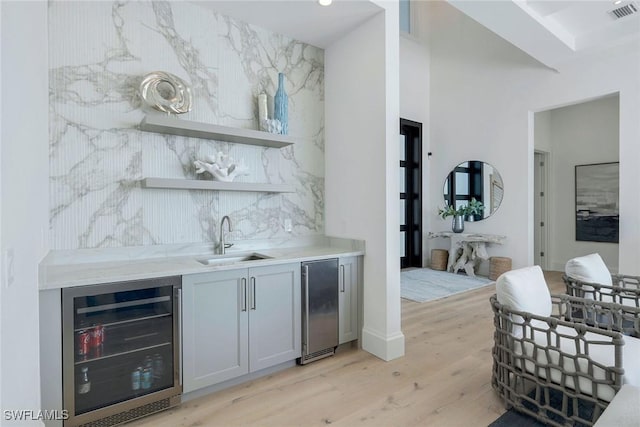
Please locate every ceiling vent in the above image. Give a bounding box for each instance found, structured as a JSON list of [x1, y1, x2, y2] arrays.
[[608, 2, 638, 19]]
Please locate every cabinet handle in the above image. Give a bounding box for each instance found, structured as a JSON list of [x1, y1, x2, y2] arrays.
[[340, 264, 345, 293], [241, 278, 247, 312], [176, 288, 183, 386], [76, 296, 170, 314], [303, 265, 310, 350], [251, 277, 256, 310]]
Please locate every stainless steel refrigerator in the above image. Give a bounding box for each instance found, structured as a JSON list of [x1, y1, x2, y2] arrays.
[[299, 259, 339, 364]]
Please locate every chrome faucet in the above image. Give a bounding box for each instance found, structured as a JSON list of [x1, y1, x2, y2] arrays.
[[219, 215, 233, 254]]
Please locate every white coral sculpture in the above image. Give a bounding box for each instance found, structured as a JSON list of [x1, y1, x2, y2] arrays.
[[194, 152, 249, 182], [261, 118, 282, 134]]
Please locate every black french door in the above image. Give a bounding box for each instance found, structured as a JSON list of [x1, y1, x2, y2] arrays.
[[400, 119, 422, 269]]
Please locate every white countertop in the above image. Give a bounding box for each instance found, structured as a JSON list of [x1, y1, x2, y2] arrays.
[[40, 237, 365, 289]]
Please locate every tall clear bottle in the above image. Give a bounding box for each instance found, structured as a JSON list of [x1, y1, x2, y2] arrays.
[[78, 367, 91, 394]]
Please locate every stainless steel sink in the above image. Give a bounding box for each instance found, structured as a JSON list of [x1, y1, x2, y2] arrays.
[[196, 252, 272, 266]]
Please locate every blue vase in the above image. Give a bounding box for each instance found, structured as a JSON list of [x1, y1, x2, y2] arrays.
[[274, 73, 288, 135]]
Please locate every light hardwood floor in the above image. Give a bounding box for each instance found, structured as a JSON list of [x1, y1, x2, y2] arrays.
[[130, 271, 565, 427]]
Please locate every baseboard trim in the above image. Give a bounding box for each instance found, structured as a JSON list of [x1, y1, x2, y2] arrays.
[[361, 327, 405, 361], [182, 360, 297, 402]]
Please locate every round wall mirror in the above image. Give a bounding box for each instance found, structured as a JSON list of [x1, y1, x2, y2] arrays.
[[443, 160, 504, 221]]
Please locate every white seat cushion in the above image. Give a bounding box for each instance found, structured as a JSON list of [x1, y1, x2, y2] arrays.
[[566, 254, 623, 304], [496, 265, 552, 316], [497, 266, 552, 337], [515, 319, 640, 402], [565, 253, 613, 286]]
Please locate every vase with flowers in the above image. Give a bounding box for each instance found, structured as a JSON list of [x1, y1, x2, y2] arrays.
[[438, 198, 485, 233], [463, 198, 485, 222], [438, 205, 466, 233]]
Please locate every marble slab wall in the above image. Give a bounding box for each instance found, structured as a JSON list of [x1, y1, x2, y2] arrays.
[[49, 0, 325, 250]]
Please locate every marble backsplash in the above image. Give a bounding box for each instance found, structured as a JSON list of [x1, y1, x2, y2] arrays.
[[49, 0, 325, 250]]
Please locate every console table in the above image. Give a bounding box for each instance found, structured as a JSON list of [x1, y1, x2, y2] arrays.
[[428, 232, 506, 277]]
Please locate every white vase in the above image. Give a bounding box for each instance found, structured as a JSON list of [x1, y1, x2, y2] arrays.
[[258, 93, 268, 125]]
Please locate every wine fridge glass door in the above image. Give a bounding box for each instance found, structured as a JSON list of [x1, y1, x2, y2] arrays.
[[62, 277, 181, 426]]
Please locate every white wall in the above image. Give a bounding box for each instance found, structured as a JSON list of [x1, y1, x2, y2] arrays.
[[0, 0, 3, 416], [428, 1, 549, 268], [399, 0, 430, 127], [546, 96, 619, 271], [325, 2, 404, 361], [427, 2, 640, 273], [400, 37, 429, 125], [1, 1, 48, 425], [48, 1, 325, 251], [400, 30, 430, 265], [534, 110, 551, 153]]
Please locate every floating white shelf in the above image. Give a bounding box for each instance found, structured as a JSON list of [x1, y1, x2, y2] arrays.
[[141, 178, 295, 193], [139, 115, 297, 148]]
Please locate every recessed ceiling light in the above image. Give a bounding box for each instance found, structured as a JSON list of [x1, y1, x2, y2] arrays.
[[318, 0, 333, 6], [614, 0, 623, 4]]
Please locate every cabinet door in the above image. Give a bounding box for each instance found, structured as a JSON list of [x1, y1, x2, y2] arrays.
[[339, 257, 359, 344], [182, 270, 249, 393], [248, 263, 301, 371]]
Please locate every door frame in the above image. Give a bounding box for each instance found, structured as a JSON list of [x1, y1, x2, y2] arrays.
[[534, 150, 550, 269]]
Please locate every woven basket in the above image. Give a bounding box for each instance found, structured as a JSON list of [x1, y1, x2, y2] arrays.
[[489, 256, 512, 280], [430, 249, 448, 271]]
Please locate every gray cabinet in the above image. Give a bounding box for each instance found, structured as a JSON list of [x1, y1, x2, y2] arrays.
[[182, 263, 300, 393], [182, 269, 248, 392], [248, 264, 301, 371], [338, 256, 360, 344]]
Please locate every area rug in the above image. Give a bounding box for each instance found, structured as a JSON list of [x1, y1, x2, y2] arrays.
[[400, 268, 493, 303], [489, 388, 595, 427], [489, 409, 546, 427]]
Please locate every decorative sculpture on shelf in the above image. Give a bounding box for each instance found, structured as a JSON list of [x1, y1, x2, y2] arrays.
[[139, 71, 192, 115], [194, 152, 249, 182], [261, 118, 282, 134]]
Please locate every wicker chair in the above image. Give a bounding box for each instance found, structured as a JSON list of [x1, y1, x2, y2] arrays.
[[491, 266, 640, 427], [563, 253, 640, 309]]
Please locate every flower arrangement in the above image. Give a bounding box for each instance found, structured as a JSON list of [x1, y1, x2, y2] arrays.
[[438, 198, 485, 219], [438, 204, 463, 219], [464, 198, 485, 218]]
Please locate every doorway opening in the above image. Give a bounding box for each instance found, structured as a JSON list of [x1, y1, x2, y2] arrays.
[[531, 93, 620, 271], [400, 119, 422, 269]]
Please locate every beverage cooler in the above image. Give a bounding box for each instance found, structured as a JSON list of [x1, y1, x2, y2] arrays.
[[62, 277, 182, 426]]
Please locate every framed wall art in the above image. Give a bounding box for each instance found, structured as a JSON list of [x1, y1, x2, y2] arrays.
[[575, 162, 619, 243]]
